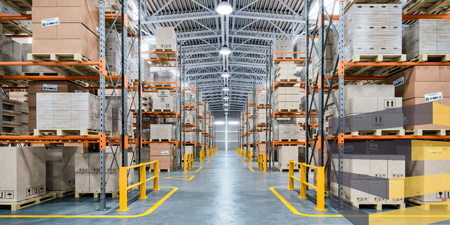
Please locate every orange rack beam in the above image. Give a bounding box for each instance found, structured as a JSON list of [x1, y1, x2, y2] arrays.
[[0, 14, 32, 20], [402, 14, 450, 20], [0, 76, 120, 81]]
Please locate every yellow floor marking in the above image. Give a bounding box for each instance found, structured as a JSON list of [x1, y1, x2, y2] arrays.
[[164, 175, 195, 181], [207, 160, 211, 162], [271, 186, 450, 221], [0, 187, 178, 218], [270, 186, 342, 217], [194, 167, 202, 173], [248, 167, 277, 173]]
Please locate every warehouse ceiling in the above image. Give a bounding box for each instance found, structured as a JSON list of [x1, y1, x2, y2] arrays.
[[141, 0, 307, 111]]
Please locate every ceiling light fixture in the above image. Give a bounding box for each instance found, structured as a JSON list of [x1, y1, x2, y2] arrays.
[[216, 0, 233, 15], [220, 45, 231, 55], [221, 70, 230, 78], [224, 96, 229, 100], [224, 103, 229, 107], [223, 86, 230, 91]]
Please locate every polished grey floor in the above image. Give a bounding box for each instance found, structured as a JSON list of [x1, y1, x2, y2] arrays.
[[0, 150, 360, 224]]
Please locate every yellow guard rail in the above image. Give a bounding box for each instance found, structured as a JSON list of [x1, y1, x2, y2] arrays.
[[184, 153, 194, 172], [200, 150, 205, 162], [258, 153, 267, 172], [207, 149, 210, 158], [117, 160, 160, 212], [247, 150, 252, 162], [288, 160, 327, 212]]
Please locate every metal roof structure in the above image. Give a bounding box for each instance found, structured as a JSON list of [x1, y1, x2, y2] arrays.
[[142, 0, 306, 111]]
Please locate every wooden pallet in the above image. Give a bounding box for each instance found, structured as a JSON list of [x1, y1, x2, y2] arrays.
[[152, 84, 175, 87], [48, 188, 75, 198], [406, 198, 450, 210], [344, 54, 407, 77], [0, 18, 32, 36], [151, 109, 174, 112], [275, 139, 299, 142], [150, 139, 175, 142], [349, 201, 405, 211], [0, 0, 32, 13], [346, 129, 405, 136], [409, 54, 450, 62], [74, 192, 119, 199], [404, 0, 450, 14], [27, 53, 99, 76], [0, 192, 57, 211], [21, 72, 62, 76], [405, 129, 450, 136], [150, 168, 175, 172], [276, 109, 299, 112], [34, 129, 101, 136]]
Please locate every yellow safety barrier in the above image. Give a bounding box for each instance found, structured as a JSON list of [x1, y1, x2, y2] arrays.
[[200, 150, 205, 162], [242, 149, 246, 158], [288, 160, 326, 212], [207, 149, 210, 158], [258, 153, 267, 172], [236, 147, 239, 153], [247, 150, 252, 162], [184, 153, 194, 172], [117, 161, 159, 212]]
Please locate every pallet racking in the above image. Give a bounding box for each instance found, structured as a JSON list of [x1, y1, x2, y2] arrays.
[[0, 0, 150, 210], [303, 0, 450, 210]]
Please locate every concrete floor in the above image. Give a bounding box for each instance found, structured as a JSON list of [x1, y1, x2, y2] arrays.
[[0, 150, 445, 224]]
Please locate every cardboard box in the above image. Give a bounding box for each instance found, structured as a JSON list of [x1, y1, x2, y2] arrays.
[[0, 147, 46, 202], [149, 155, 174, 169], [46, 147, 78, 191], [277, 146, 298, 169], [75, 172, 89, 193], [31, 0, 99, 34], [387, 155, 405, 178]]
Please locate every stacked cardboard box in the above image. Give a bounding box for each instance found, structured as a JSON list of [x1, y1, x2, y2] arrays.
[[274, 87, 300, 111], [46, 146, 78, 191], [402, 19, 450, 61], [294, 38, 306, 59], [156, 27, 177, 50], [386, 66, 450, 130], [330, 153, 405, 203], [343, 4, 402, 61], [310, 35, 334, 80], [0, 3, 32, 31], [105, 30, 123, 74], [153, 90, 175, 111], [36, 93, 112, 131], [275, 62, 299, 82], [28, 81, 88, 132], [1, 95, 29, 134], [327, 85, 404, 134], [31, 0, 99, 61], [273, 119, 303, 141], [75, 149, 134, 193], [105, 96, 133, 134], [403, 140, 450, 202], [150, 124, 175, 140], [149, 143, 175, 170], [184, 132, 196, 143], [277, 146, 299, 170], [2, 35, 22, 75], [257, 109, 267, 124], [0, 147, 46, 202], [275, 38, 294, 58]]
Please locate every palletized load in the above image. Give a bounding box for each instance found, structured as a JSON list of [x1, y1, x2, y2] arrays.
[[35, 93, 112, 133], [275, 38, 294, 58], [273, 119, 303, 141], [105, 96, 133, 134], [277, 146, 299, 170], [274, 62, 299, 82], [151, 71, 177, 86], [153, 90, 176, 111], [1, 95, 29, 134], [385, 66, 450, 131], [46, 146, 79, 191], [257, 109, 267, 124], [343, 4, 402, 61], [0, 147, 46, 202], [156, 27, 177, 50], [274, 87, 300, 111], [150, 124, 176, 140], [327, 85, 404, 135], [402, 19, 450, 61], [75, 149, 134, 193], [31, 0, 100, 61]]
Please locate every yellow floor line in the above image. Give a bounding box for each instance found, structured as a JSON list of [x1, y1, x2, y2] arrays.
[[164, 176, 195, 181], [248, 167, 278, 173], [271, 186, 450, 220], [0, 187, 178, 218], [270, 186, 342, 218]]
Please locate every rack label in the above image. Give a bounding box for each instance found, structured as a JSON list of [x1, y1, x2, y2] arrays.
[[393, 77, 404, 87], [143, 129, 150, 133], [161, 151, 169, 155], [43, 84, 58, 91], [425, 92, 443, 102], [369, 143, 378, 150], [41, 17, 60, 28], [403, 116, 407, 125], [74, 90, 83, 93]]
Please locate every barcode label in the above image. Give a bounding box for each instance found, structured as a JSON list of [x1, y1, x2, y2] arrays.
[[161, 151, 169, 155], [41, 17, 60, 28], [143, 129, 150, 133], [43, 84, 57, 91], [393, 77, 404, 87], [369, 143, 378, 150], [74, 90, 83, 93], [424, 92, 443, 102]]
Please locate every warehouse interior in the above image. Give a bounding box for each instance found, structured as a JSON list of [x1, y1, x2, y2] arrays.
[[0, 0, 450, 224]]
